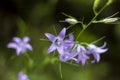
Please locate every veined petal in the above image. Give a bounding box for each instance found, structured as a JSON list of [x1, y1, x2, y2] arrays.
[[45, 33, 55, 42], [58, 28, 66, 39], [7, 43, 18, 49], [23, 37, 30, 43], [13, 37, 21, 43], [47, 44, 56, 53]]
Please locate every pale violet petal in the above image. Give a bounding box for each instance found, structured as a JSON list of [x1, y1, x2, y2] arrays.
[[96, 48, 108, 54], [16, 48, 22, 55], [57, 47, 64, 55], [58, 28, 66, 39], [23, 37, 30, 43], [100, 42, 107, 48], [13, 37, 21, 43], [69, 33, 74, 41], [25, 44, 32, 51], [7, 43, 18, 49], [18, 71, 29, 80], [45, 33, 55, 42], [47, 44, 56, 53], [93, 53, 100, 62], [81, 59, 86, 66]]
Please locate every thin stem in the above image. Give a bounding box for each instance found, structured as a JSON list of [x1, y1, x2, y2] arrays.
[[91, 36, 106, 44], [59, 62, 63, 80], [76, 3, 108, 40], [67, 25, 74, 30], [24, 53, 31, 60]]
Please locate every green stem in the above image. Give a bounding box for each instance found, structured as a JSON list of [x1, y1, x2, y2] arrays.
[[76, 3, 108, 40], [59, 62, 63, 80]]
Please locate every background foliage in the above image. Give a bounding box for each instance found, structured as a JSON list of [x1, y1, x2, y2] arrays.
[[0, 0, 120, 80]]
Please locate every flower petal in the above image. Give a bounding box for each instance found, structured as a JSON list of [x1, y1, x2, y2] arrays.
[[100, 42, 107, 48], [93, 53, 100, 62], [23, 37, 30, 43], [47, 44, 56, 53], [58, 28, 66, 39], [25, 44, 32, 51], [69, 33, 74, 41], [13, 37, 21, 43], [16, 48, 22, 55], [7, 43, 17, 49], [18, 71, 29, 80], [45, 33, 55, 42], [96, 48, 108, 54]]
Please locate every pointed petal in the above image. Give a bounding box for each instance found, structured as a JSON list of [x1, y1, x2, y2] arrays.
[[45, 33, 55, 42], [7, 43, 17, 49], [26, 44, 32, 51], [69, 33, 74, 41], [57, 47, 64, 55], [58, 28, 66, 39], [13, 37, 21, 43], [93, 53, 100, 62], [23, 37, 30, 43], [100, 42, 107, 48], [47, 44, 56, 53], [96, 48, 108, 54], [81, 59, 86, 66], [16, 48, 22, 55]]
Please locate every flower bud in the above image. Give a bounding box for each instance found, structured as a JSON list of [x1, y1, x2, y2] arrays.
[[65, 18, 78, 25], [93, 17, 119, 24]]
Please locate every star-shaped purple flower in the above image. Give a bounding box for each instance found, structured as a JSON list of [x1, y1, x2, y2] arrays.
[[18, 71, 29, 80], [87, 42, 108, 62], [7, 36, 32, 56], [76, 45, 89, 66], [45, 28, 66, 54]]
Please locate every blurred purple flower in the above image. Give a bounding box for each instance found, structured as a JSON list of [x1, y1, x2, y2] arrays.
[[7, 36, 32, 55], [18, 71, 29, 80], [87, 42, 108, 62], [76, 45, 89, 66], [45, 28, 66, 54]]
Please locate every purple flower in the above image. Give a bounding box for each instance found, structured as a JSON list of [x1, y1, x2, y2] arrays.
[[7, 36, 32, 55], [87, 42, 108, 62], [59, 33, 77, 62], [59, 45, 77, 62], [76, 45, 89, 66], [45, 28, 66, 54], [18, 71, 29, 80]]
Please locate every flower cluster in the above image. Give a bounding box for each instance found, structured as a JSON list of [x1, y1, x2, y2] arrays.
[[45, 28, 108, 66]]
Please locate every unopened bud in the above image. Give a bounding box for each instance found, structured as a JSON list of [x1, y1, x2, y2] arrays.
[[102, 17, 119, 23], [93, 17, 119, 24], [65, 18, 78, 25]]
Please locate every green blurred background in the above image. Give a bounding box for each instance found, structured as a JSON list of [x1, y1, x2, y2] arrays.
[[0, 0, 120, 80]]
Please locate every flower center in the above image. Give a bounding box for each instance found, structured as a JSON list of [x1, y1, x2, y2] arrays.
[[55, 38, 62, 47]]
